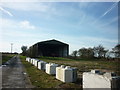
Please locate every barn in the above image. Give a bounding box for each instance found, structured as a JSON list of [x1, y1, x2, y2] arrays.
[[27, 39, 69, 57]]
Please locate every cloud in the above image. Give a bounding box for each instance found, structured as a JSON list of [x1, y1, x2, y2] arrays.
[[81, 36, 117, 44], [68, 36, 118, 52], [1, 17, 117, 53], [92, 2, 118, 24], [101, 2, 118, 18], [79, 2, 90, 9], [19, 20, 35, 29], [45, 33, 118, 53], [0, 2, 51, 12], [98, 17, 118, 28], [0, 2, 118, 53], [0, 6, 13, 16], [1, 18, 36, 30]]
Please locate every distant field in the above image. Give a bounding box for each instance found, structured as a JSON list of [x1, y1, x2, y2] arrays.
[[37, 57, 120, 76], [20, 56, 81, 88], [2, 54, 15, 64]]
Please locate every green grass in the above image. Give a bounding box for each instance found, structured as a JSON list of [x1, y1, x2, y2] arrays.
[[38, 57, 120, 75], [20, 55, 82, 88], [2, 54, 14, 64], [39, 56, 98, 61], [20, 56, 120, 88], [20, 55, 62, 88]]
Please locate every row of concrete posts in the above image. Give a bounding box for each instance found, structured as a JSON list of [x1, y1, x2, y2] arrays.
[[26, 57, 77, 83], [26, 57, 120, 88]]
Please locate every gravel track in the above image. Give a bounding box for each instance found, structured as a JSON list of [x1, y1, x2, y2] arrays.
[[2, 55, 34, 88]]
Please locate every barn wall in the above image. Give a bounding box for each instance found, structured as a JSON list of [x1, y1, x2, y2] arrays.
[[27, 40, 69, 57], [63, 45, 69, 57], [57, 45, 69, 57]]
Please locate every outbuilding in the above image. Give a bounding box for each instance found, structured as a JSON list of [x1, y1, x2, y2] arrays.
[[27, 39, 69, 57]]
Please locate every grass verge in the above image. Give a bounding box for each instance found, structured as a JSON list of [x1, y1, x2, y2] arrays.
[[20, 55, 82, 88], [20, 55, 119, 88], [2, 54, 15, 64], [20, 55, 62, 88]]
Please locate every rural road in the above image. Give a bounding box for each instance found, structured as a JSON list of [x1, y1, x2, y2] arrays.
[[2, 55, 34, 88]]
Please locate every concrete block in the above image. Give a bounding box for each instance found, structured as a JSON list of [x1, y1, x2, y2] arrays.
[[32, 59, 34, 64], [26, 57, 30, 62], [56, 65, 65, 80], [91, 70, 100, 74], [56, 65, 77, 83], [30, 58, 33, 64], [61, 66, 73, 83], [71, 67, 77, 82], [111, 76, 120, 88], [28, 58, 31, 63], [56, 66, 61, 80], [46, 63, 58, 75], [34, 59, 40, 67], [83, 70, 120, 89], [31, 58, 35, 65], [38, 61, 47, 70], [33, 59, 38, 66], [34, 59, 38, 65]]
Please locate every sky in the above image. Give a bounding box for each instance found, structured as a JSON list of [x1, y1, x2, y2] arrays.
[[0, 0, 119, 54]]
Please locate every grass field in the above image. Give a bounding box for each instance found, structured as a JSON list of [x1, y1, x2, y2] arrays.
[[20, 56, 81, 88], [2, 53, 15, 64], [20, 55, 120, 88], [37, 56, 120, 76]]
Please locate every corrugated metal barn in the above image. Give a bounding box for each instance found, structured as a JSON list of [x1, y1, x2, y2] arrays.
[[27, 39, 69, 57]]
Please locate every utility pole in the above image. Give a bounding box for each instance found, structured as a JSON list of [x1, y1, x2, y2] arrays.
[[11, 43, 13, 53]]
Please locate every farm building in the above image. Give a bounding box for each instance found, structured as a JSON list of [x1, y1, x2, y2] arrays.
[[27, 39, 69, 57]]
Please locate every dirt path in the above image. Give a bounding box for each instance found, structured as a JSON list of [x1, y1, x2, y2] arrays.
[[2, 55, 34, 88]]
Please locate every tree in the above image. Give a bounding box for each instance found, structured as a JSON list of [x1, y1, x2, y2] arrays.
[[102, 50, 109, 58], [87, 48, 94, 58], [21, 46, 27, 56], [105, 51, 113, 59], [78, 47, 94, 58], [71, 50, 78, 57], [78, 48, 86, 58], [93, 45, 108, 58], [112, 44, 120, 58]]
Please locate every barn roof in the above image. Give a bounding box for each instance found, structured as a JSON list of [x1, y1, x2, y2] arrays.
[[35, 39, 69, 46]]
